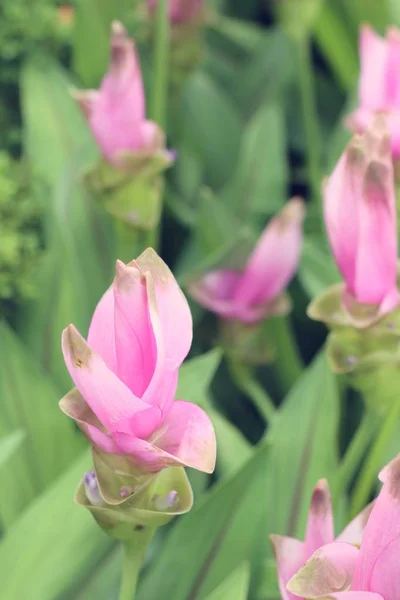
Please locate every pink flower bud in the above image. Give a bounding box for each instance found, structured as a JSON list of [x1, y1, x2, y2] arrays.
[[324, 118, 399, 314], [347, 25, 400, 158], [73, 22, 166, 165], [60, 249, 216, 476], [148, 0, 203, 24], [189, 198, 305, 324]]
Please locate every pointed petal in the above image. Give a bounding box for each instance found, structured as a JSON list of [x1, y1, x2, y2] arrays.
[[233, 198, 305, 306], [135, 248, 193, 370], [270, 535, 305, 600], [359, 25, 388, 110], [188, 269, 242, 319], [62, 325, 149, 430], [113, 400, 216, 474], [353, 454, 400, 591], [287, 542, 359, 598], [304, 479, 334, 555], [71, 89, 99, 119], [87, 286, 117, 373], [337, 502, 374, 546]]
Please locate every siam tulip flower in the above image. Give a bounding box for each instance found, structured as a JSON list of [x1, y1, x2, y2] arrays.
[[60, 248, 216, 475], [347, 25, 400, 159], [323, 118, 399, 317], [287, 454, 400, 600], [188, 198, 305, 325], [73, 21, 170, 167], [148, 0, 203, 25], [270, 479, 373, 600]]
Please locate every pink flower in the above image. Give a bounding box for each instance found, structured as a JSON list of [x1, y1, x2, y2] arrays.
[[271, 479, 372, 600], [188, 198, 305, 324], [347, 25, 400, 158], [60, 248, 216, 475], [148, 0, 203, 24], [73, 22, 166, 165], [287, 455, 400, 600], [324, 118, 399, 314]]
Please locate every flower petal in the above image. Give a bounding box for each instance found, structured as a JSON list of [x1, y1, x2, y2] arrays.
[[62, 325, 149, 430], [270, 535, 305, 600], [304, 479, 334, 556], [337, 503, 374, 546], [134, 248, 193, 370], [87, 286, 117, 373], [316, 593, 383, 600], [359, 25, 388, 110], [233, 198, 305, 306], [188, 269, 242, 319], [287, 542, 359, 599]]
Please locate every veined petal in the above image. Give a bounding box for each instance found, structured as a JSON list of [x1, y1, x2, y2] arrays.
[[287, 542, 359, 599], [304, 479, 334, 556], [62, 325, 149, 430], [270, 535, 305, 600]]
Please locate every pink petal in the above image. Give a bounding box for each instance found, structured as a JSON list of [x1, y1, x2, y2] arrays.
[[287, 542, 359, 598], [188, 269, 243, 319], [316, 594, 383, 600], [62, 325, 149, 430], [385, 27, 400, 105], [337, 503, 374, 546], [88, 22, 146, 160], [233, 198, 305, 306], [113, 400, 216, 474], [134, 249, 193, 371], [304, 479, 334, 556], [359, 25, 388, 110], [71, 89, 99, 120], [353, 454, 400, 591], [354, 129, 397, 305], [270, 535, 306, 600], [113, 261, 157, 398], [59, 388, 119, 453], [87, 286, 117, 373]]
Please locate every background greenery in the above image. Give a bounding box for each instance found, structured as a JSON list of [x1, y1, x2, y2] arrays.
[[1, 0, 399, 598]]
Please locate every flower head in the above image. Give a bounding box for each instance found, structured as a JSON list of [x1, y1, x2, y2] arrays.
[[73, 22, 167, 165], [271, 479, 372, 600], [287, 455, 400, 600], [188, 198, 305, 325], [60, 248, 216, 475], [324, 117, 399, 315], [347, 25, 400, 158]]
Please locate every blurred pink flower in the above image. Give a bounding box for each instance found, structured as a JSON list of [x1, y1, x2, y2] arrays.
[[73, 21, 166, 165], [271, 479, 372, 600], [287, 455, 400, 600], [60, 248, 216, 475], [189, 198, 305, 324], [324, 118, 399, 314], [347, 25, 400, 158], [148, 0, 203, 24]]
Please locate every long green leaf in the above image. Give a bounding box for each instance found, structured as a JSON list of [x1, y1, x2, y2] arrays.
[[205, 563, 250, 600], [0, 431, 25, 470]]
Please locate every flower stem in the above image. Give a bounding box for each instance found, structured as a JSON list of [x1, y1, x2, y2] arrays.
[[150, 0, 170, 128], [350, 401, 400, 519], [266, 316, 303, 395], [119, 528, 155, 600], [296, 36, 322, 213], [114, 220, 157, 263], [228, 360, 275, 424], [332, 410, 378, 506]]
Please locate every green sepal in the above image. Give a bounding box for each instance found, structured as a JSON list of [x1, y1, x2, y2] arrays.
[[84, 150, 173, 230], [76, 466, 193, 542], [220, 294, 291, 365]]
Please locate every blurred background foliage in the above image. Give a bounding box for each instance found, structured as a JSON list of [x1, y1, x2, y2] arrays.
[[1, 0, 399, 598]]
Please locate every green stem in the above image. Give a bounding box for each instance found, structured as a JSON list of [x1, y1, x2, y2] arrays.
[[296, 36, 322, 212], [150, 0, 170, 128], [350, 401, 400, 519], [332, 411, 378, 506], [266, 316, 303, 395], [119, 529, 155, 600], [228, 360, 275, 424]]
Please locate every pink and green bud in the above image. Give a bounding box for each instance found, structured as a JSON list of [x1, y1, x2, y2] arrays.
[[347, 25, 400, 159], [287, 454, 400, 600], [148, 0, 203, 25], [60, 248, 216, 476], [189, 198, 305, 325]]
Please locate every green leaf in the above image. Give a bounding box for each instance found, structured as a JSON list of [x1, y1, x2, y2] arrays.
[[299, 236, 341, 298], [206, 563, 250, 600], [177, 350, 222, 406], [73, 0, 128, 87], [183, 73, 243, 189], [0, 430, 25, 469], [223, 103, 287, 220], [138, 443, 270, 600], [0, 451, 112, 600], [0, 322, 84, 527]]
